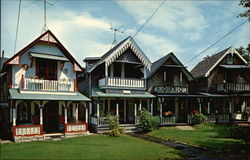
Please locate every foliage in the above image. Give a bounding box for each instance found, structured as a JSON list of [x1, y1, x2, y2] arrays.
[[138, 110, 159, 133], [107, 115, 124, 137], [229, 125, 250, 142], [238, 0, 250, 19], [1, 135, 182, 160], [150, 124, 250, 154], [236, 44, 250, 65], [189, 113, 207, 125]]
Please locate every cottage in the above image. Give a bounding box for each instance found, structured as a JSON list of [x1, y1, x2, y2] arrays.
[[191, 47, 250, 122], [79, 36, 155, 133], [147, 52, 198, 124], [0, 30, 90, 142]]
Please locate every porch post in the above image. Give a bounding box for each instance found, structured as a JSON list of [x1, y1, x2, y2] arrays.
[[64, 108, 67, 124], [10, 106, 12, 123], [13, 108, 16, 126], [121, 63, 125, 78], [139, 99, 142, 111], [89, 102, 92, 115], [229, 100, 232, 114], [108, 99, 110, 113], [97, 101, 100, 125], [134, 103, 137, 124], [116, 102, 119, 116], [207, 101, 210, 114], [160, 102, 163, 119], [124, 99, 126, 123], [40, 107, 43, 125], [151, 99, 153, 115], [197, 98, 202, 113], [175, 98, 179, 121], [76, 104, 78, 122], [85, 106, 88, 123]]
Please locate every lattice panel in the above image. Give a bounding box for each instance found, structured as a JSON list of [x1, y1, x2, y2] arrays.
[[67, 124, 86, 132], [8, 56, 19, 65], [74, 63, 82, 72], [40, 33, 57, 43], [16, 127, 40, 135]]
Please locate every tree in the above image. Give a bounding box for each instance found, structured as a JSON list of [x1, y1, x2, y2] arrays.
[[238, 0, 250, 20]]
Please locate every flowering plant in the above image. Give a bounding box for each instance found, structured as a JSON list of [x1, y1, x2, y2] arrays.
[[163, 111, 173, 117]]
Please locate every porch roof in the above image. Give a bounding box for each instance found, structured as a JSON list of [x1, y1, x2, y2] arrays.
[[9, 89, 91, 101], [219, 64, 250, 69], [156, 94, 207, 98], [29, 52, 69, 62], [91, 88, 155, 98]]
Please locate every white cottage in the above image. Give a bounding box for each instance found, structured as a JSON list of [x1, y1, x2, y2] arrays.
[[0, 30, 90, 142]]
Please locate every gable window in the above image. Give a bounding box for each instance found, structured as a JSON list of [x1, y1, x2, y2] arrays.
[[227, 54, 233, 64], [36, 58, 57, 80]]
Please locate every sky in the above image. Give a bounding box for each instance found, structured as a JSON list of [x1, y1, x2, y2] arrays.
[[1, 0, 250, 70]]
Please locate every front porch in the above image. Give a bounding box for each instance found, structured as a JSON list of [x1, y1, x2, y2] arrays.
[[10, 100, 89, 142]]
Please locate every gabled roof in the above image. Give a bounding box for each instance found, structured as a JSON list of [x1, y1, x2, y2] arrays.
[[2, 30, 84, 72], [87, 36, 151, 73], [147, 52, 193, 80], [191, 47, 248, 78]]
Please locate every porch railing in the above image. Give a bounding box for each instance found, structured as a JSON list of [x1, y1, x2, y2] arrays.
[[12, 124, 42, 137], [99, 77, 145, 88], [22, 78, 74, 91], [161, 116, 176, 124], [187, 115, 230, 124], [65, 122, 87, 133], [217, 83, 250, 92], [154, 85, 188, 94]]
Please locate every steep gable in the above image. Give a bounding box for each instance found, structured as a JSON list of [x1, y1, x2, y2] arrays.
[[3, 30, 83, 72], [87, 36, 151, 72], [191, 47, 248, 78]]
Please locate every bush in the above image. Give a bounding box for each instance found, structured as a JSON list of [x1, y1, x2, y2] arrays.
[[107, 115, 124, 137], [229, 125, 250, 142], [190, 113, 207, 125], [138, 110, 159, 133]]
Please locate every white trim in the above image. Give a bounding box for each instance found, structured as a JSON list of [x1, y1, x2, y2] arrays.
[[205, 47, 248, 77], [19, 90, 77, 95]]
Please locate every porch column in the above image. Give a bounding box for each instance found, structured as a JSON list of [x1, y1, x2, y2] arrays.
[[175, 98, 179, 121], [121, 63, 125, 78], [134, 103, 137, 124], [10, 107, 12, 123], [197, 98, 202, 113], [207, 101, 210, 114], [160, 102, 163, 118], [229, 101, 232, 114], [13, 108, 16, 126], [85, 107, 88, 123], [97, 101, 100, 125], [89, 102, 92, 115], [139, 99, 142, 111], [40, 107, 43, 125], [124, 99, 126, 122], [108, 99, 110, 113], [64, 108, 67, 124], [151, 99, 153, 115], [76, 104, 78, 122], [116, 103, 119, 116]]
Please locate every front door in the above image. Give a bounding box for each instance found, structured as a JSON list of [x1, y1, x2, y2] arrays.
[[43, 101, 59, 133]]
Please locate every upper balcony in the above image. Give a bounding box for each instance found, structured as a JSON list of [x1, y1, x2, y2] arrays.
[[217, 83, 250, 92], [153, 85, 188, 94], [98, 77, 145, 89], [18, 77, 75, 92]]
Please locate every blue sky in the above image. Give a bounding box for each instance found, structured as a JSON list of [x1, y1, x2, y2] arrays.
[[1, 0, 250, 70]]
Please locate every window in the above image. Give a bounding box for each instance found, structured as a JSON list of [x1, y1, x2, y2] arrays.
[[36, 58, 57, 80], [227, 54, 233, 64]]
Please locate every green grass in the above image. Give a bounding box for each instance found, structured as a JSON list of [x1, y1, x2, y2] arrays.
[[1, 134, 182, 160], [150, 124, 250, 154]]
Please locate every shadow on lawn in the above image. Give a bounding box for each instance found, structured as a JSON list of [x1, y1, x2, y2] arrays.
[[38, 140, 110, 147], [194, 124, 250, 155]]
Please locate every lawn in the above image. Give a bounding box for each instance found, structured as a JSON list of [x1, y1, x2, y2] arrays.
[[149, 124, 250, 155], [1, 134, 182, 160]]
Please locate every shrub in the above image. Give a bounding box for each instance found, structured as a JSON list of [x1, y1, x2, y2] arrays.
[[138, 110, 159, 133], [229, 125, 250, 142], [107, 115, 124, 137], [190, 113, 207, 125]]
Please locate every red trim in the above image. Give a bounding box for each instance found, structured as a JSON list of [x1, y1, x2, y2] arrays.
[[9, 67, 12, 88], [21, 74, 24, 89], [12, 124, 43, 137], [64, 122, 88, 133], [3, 30, 84, 73]]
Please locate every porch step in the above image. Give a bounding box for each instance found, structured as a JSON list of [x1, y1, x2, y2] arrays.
[[44, 133, 65, 140], [94, 124, 139, 134]]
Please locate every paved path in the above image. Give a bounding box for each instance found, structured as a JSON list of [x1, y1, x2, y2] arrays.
[[175, 126, 194, 130], [128, 133, 249, 160]]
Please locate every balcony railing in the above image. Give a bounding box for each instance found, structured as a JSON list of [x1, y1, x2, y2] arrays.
[[217, 83, 250, 92], [99, 77, 145, 88], [153, 85, 188, 94], [21, 78, 74, 91]]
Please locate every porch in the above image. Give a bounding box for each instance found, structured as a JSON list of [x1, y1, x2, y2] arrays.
[[217, 83, 250, 92], [8, 89, 90, 142], [99, 77, 145, 88]]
